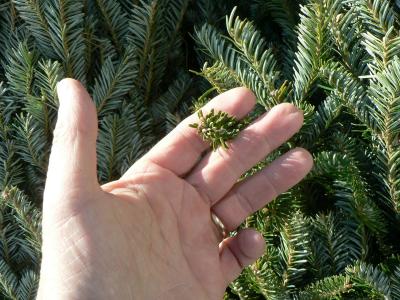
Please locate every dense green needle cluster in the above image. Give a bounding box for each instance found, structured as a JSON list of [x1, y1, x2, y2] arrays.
[[190, 109, 248, 150]]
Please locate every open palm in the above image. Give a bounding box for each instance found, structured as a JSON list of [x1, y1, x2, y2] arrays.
[[37, 79, 313, 299]]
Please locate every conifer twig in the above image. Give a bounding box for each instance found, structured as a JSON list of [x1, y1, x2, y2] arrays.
[[189, 109, 249, 150]]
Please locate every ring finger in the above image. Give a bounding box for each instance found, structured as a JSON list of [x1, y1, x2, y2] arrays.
[[212, 148, 313, 231]]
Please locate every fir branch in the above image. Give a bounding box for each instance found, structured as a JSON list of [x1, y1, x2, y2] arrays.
[[293, 0, 337, 102], [299, 275, 352, 299], [352, 0, 398, 39], [34, 59, 63, 111], [260, 187, 304, 232], [0, 258, 18, 300], [163, 0, 190, 53], [362, 27, 400, 71], [0, 116, 24, 190], [4, 40, 37, 98], [368, 56, 400, 137], [119, 100, 153, 174], [164, 112, 181, 134], [391, 266, 400, 299], [12, 0, 55, 57], [350, 0, 400, 72], [252, 0, 298, 78], [127, 0, 161, 77], [94, 0, 128, 52], [346, 261, 391, 298], [194, 23, 275, 108], [0, 3, 18, 71], [310, 213, 364, 277], [232, 258, 288, 299], [187, 0, 229, 27], [82, 14, 97, 84], [127, 0, 187, 103], [255, 0, 297, 41], [0, 82, 18, 124], [130, 0, 159, 103], [299, 94, 343, 148], [152, 71, 192, 119], [0, 203, 14, 267], [44, 0, 86, 82], [226, 7, 282, 105], [2, 187, 42, 256], [117, 0, 139, 14], [13, 114, 48, 176], [97, 101, 152, 182], [17, 269, 39, 300], [278, 211, 310, 289], [196, 61, 241, 94], [310, 213, 342, 277], [320, 61, 378, 133], [311, 151, 388, 237], [92, 47, 138, 116], [368, 57, 400, 213], [230, 268, 265, 299], [95, 36, 118, 66], [97, 111, 136, 182], [329, 5, 370, 77], [29, 59, 63, 139]]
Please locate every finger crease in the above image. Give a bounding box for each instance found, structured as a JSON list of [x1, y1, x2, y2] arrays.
[[235, 190, 256, 215], [191, 183, 213, 207], [225, 240, 245, 269], [260, 171, 279, 200], [175, 125, 206, 154], [255, 130, 273, 156], [216, 148, 244, 182]]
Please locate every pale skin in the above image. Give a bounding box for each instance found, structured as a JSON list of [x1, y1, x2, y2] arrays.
[[37, 79, 313, 299]]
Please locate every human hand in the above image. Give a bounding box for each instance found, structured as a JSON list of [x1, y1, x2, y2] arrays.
[[37, 79, 313, 299]]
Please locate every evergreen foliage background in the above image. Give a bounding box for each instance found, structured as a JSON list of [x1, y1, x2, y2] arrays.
[[1, 0, 400, 299]]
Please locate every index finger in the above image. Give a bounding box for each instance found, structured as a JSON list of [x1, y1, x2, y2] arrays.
[[123, 87, 256, 177]]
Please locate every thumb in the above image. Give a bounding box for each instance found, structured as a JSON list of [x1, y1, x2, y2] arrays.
[[44, 78, 99, 209]]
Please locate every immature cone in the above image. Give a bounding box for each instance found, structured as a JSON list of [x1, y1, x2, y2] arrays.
[[189, 109, 249, 150]]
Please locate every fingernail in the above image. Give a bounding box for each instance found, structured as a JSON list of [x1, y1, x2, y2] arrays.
[[290, 106, 303, 118], [290, 105, 301, 114]]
